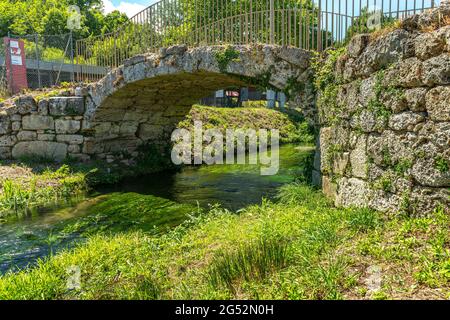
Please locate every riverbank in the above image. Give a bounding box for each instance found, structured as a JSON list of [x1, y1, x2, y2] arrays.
[[0, 106, 311, 219], [0, 184, 447, 300]]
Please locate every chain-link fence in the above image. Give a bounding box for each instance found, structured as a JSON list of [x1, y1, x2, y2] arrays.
[[0, 40, 8, 100], [12, 33, 75, 89]]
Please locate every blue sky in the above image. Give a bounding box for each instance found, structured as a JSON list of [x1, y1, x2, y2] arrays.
[[103, 0, 157, 17]]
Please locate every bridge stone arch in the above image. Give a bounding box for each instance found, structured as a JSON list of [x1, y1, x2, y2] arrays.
[[81, 44, 315, 158]]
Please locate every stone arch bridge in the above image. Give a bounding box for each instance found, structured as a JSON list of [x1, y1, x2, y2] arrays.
[[0, 44, 314, 162]]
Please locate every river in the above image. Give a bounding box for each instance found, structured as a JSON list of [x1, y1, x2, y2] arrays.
[[0, 144, 313, 274]]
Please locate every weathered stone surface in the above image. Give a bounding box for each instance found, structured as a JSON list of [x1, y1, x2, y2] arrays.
[[350, 135, 368, 179], [350, 110, 386, 133], [437, 25, 450, 51], [0, 114, 10, 134], [355, 29, 410, 77], [367, 131, 414, 167], [401, 6, 450, 31], [12, 141, 67, 161], [37, 100, 49, 115], [333, 152, 349, 175], [16, 96, 37, 114], [67, 144, 80, 153], [322, 175, 337, 200], [0, 135, 17, 147], [37, 134, 55, 141], [369, 190, 402, 213], [404, 87, 427, 112], [411, 158, 450, 187], [278, 47, 311, 69], [383, 57, 424, 88], [11, 121, 20, 131], [422, 54, 450, 86], [414, 32, 445, 60], [348, 34, 370, 58], [55, 119, 81, 134], [425, 86, 450, 121], [381, 90, 407, 113], [358, 76, 377, 107], [17, 131, 37, 141], [335, 177, 370, 208], [410, 186, 449, 215], [56, 134, 84, 145], [388, 112, 426, 131], [49, 97, 85, 116], [22, 115, 54, 130], [138, 123, 165, 140], [0, 147, 11, 159]]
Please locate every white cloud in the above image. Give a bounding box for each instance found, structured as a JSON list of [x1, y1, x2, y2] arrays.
[[103, 0, 147, 18]]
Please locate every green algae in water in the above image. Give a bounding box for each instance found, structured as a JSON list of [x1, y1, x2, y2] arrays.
[[0, 193, 198, 273], [57, 193, 199, 237]]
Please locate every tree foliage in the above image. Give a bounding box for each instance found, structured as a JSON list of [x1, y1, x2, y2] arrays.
[[0, 0, 128, 39]]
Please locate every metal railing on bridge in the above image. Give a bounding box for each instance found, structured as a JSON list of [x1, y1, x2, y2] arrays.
[[75, 0, 441, 82]]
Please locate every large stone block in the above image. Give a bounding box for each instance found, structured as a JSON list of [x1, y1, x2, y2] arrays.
[[0, 135, 17, 147], [0, 114, 10, 135], [15, 96, 37, 115], [414, 32, 445, 60], [0, 147, 11, 159], [17, 131, 37, 141], [404, 87, 427, 112], [348, 34, 370, 58], [56, 134, 84, 145], [350, 135, 368, 179], [12, 141, 67, 161], [425, 86, 450, 121], [55, 119, 81, 134], [388, 112, 426, 131], [383, 57, 424, 88], [411, 157, 450, 187], [335, 177, 371, 208], [410, 186, 450, 215], [49, 97, 85, 116], [22, 115, 54, 130], [422, 53, 450, 86], [138, 123, 165, 140]]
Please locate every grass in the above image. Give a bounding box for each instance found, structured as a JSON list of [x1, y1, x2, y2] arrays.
[[0, 164, 88, 219], [178, 105, 315, 145], [0, 184, 447, 300]]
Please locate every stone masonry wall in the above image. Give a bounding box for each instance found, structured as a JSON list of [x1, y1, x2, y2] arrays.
[[314, 7, 450, 214]]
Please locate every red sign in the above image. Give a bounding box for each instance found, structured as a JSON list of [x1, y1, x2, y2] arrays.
[[3, 38, 28, 94]]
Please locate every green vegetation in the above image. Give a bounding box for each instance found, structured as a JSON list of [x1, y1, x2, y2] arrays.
[[435, 156, 449, 173], [215, 46, 240, 73], [177, 105, 315, 145], [312, 47, 347, 125], [0, 164, 87, 219], [0, 0, 127, 39], [0, 184, 448, 300]]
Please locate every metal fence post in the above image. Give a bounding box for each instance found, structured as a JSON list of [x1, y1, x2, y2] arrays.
[[269, 0, 274, 44], [317, 0, 322, 51], [70, 31, 75, 83], [34, 34, 42, 89], [6, 33, 13, 95]]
